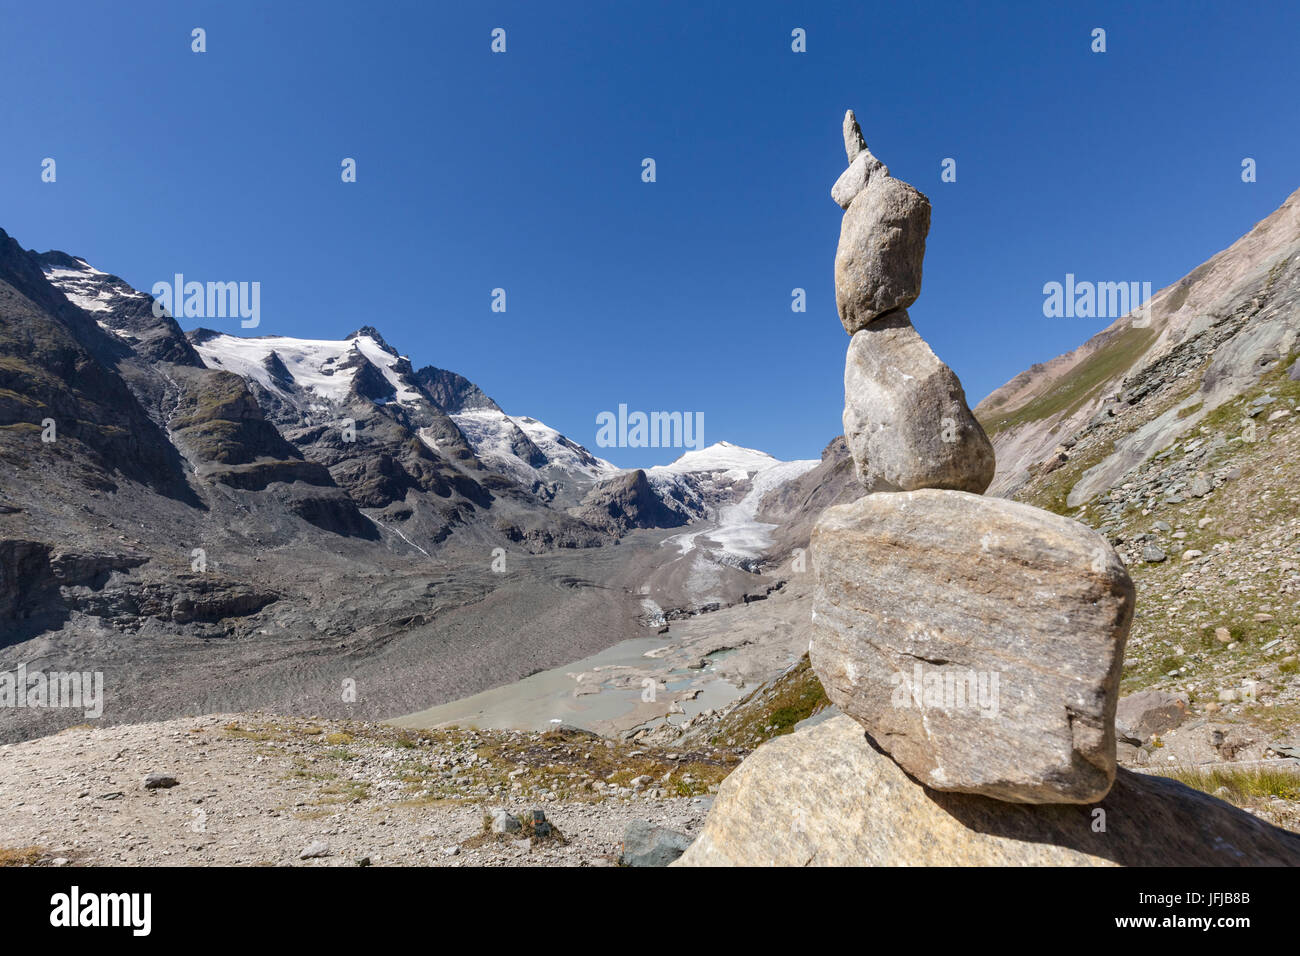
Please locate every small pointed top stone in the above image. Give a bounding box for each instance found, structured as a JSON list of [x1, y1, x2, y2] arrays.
[[843, 109, 868, 164]]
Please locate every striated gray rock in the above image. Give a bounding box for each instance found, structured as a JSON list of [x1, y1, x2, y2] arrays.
[[841, 312, 995, 493], [834, 174, 930, 332], [831, 150, 887, 210], [674, 715, 1300, 866], [810, 489, 1134, 803]]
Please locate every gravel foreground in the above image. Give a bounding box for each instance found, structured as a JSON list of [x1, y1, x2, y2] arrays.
[[0, 713, 730, 867]]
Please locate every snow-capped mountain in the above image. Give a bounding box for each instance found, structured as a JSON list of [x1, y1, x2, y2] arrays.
[[30, 243, 823, 550], [451, 408, 618, 488], [187, 327, 616, 501], [642, 441, 816, 522], [190, 329, 423, 412], [411, 365, 617, 500]]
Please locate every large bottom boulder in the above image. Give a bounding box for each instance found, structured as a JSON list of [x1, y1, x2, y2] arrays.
[[811, 489, 1133, 803], [674, 715, 1300, 866]]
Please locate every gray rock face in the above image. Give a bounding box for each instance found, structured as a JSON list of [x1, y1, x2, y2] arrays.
[[570, 469, 690, 535], [810, 490, 1134, 803], [619, 819, 692, 867], [841, 312, 995, 493], [831, 150, 887, 210], [490, 809, 521, 834], [1116, 690, 1189, 741], [834, 174, 931, 332], [674, 715, 1300, 866]]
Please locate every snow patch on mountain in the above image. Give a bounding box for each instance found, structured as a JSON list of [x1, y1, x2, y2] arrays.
[[192, 332, 421, 408], [511, 416, 618, 479], [41, 257, 149, 314], [451, 408, 617, 486], [651, 441, 781, 477]]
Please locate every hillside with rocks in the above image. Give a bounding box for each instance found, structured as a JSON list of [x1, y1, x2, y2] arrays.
[[971, 185, 1300, 793]]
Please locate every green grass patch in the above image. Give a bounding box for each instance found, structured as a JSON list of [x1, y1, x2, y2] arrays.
[[1163, 765, 1300, 802], [981, 323, 1158, 437]]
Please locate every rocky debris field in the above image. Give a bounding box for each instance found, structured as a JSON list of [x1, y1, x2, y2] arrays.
[[1011, 350, 1300, 795], [0, 713, 726, 867]]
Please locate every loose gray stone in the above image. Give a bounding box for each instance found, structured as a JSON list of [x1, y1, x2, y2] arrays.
[[1116, 690, 1189, 741], [523, 808, 551, 837], [1189, 474, 1212, 497], [143, 773, 178, 790], [810, 490, 1134, 803], [1142, 544, 1167, 563], [299, 840, 330, 859], [490, 809, 521, 834], [842, 312, 995, 493], [620, 819, 693, 867], [834, 175, 931, 332]]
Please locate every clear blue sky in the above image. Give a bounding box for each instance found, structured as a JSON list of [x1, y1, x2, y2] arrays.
[[3, 0, 1297, 467]]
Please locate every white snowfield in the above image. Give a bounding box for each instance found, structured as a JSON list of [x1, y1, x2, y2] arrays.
[[192, 332, 422, 408], [190, 331, 617, 485], [647, 440, 781, 477]]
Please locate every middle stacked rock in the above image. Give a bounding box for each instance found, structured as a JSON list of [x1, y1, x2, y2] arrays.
[[811, 111, 1135, 804]]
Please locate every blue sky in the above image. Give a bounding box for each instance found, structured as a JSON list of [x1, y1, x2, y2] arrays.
[[2, 0, 1297, 467]]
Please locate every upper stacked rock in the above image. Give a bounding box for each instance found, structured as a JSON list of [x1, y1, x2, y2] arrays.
[[833, 110, 930, 333], [829, 110, 994, 495]]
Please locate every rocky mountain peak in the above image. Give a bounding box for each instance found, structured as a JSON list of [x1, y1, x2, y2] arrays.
[[346, 325, 398, 356]]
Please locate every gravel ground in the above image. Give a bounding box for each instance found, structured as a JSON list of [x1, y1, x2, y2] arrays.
[[0, 713, 723, 867]]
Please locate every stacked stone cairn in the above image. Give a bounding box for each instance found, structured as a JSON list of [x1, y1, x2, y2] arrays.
[[811, 110, 1136, 804]]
